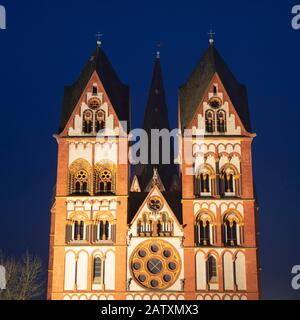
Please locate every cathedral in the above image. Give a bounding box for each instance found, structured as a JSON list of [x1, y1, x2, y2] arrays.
[[47, 37, 260, 300]]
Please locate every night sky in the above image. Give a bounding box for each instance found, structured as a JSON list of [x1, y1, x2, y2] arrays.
[[0, 0, 299, 300]]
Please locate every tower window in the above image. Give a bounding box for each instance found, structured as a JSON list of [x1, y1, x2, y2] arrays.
[[95, 110, 105, 132], [94, 162, 115, 195], [194, 165, 215, 198], [225, 174, 234, 193], [83, 110, 93, 134], [217, 110, 226, 133], [98, 220, 110, 241], [200, 173, 210, 193], [205, 110, 215, 133], [220, 165, 239, 197], [74, 221, 85, 241], [223, 212, 244, 247], [98, 169, 113, 194], [73, 170, 89, 195], [213, 85, 218, 95], [195, 212, 215, 246], [92, 85, 98, 95], [93, 257, 102, 284], [207, 256, 217, 283]]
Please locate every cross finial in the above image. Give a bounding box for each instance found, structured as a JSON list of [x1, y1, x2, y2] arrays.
[[208, 30, 215, 45], [96, 32, 103, 48], [156, 42, 162, 59]]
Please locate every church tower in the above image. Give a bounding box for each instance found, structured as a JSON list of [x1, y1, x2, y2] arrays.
[[179, 39, 260, 300], [47, 45, 130, 300], [48, 39, 260, 301]]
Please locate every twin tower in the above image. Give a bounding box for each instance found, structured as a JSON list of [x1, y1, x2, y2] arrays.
[[47, 41, 260, 300]]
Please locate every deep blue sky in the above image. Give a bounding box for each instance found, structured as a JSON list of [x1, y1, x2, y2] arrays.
[[0, 0, 299, 299]]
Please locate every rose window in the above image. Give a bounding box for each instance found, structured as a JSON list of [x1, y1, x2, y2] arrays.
[[130, 240, 181, 290]]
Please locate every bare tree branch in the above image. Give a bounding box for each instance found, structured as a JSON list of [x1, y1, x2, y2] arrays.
[[0, 251, 45, 300]]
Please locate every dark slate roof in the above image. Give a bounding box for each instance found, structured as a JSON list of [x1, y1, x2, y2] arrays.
[[179, 44, 252, 132], [134, 56, 178, 191], [59, 47, 130, 132], [128, 191, 182, 224]]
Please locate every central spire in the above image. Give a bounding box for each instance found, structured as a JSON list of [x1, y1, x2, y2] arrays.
[[134, 52, 177, 192], [142, 53, 169, 133]]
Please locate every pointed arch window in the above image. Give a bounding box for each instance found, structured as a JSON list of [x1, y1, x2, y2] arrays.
[[207, 255, 217, 283], [195, 212, 215, 246], [83, 109, 93, 134], [205, 110, 215, 133], [217, 110, 226, 133], [223, 212, 244, 247]]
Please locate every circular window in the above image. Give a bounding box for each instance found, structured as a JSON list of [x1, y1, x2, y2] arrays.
[[76, 170, 88, 181], [168, 262, 177, 271], [97, 110, 105, 119], [138, 274, 147, 283], [150, 279, 159, 288], [209, 96, 222, 109], [163, 274, 172, 283], [150, 244, 159, 253], [88, 97, 101, 109], [130, 240, 181, 290], [100, 170, 112, 180], [147, 259, 163, 275], [138, 250, 147, 258], [147, 196, 163, 212], [84, 110, 93, 120], [132, 262, 141, 271], [163, 250, 172, 258]]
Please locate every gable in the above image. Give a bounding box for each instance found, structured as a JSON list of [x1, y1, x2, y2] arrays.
[[189, 73, 250, 135], [59, 48, 130, 134], [61, 72, 124, 136], [128, 186, 182, 227]]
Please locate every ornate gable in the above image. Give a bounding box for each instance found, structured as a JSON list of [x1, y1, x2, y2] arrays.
[[128, 185, 183, 237]]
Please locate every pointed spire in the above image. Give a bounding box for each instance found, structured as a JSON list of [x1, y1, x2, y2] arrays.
[[134, 55, 177, 192], [142, 53, 169, 133]]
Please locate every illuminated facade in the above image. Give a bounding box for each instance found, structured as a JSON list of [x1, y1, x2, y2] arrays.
[[48, 41, 260, 300]]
